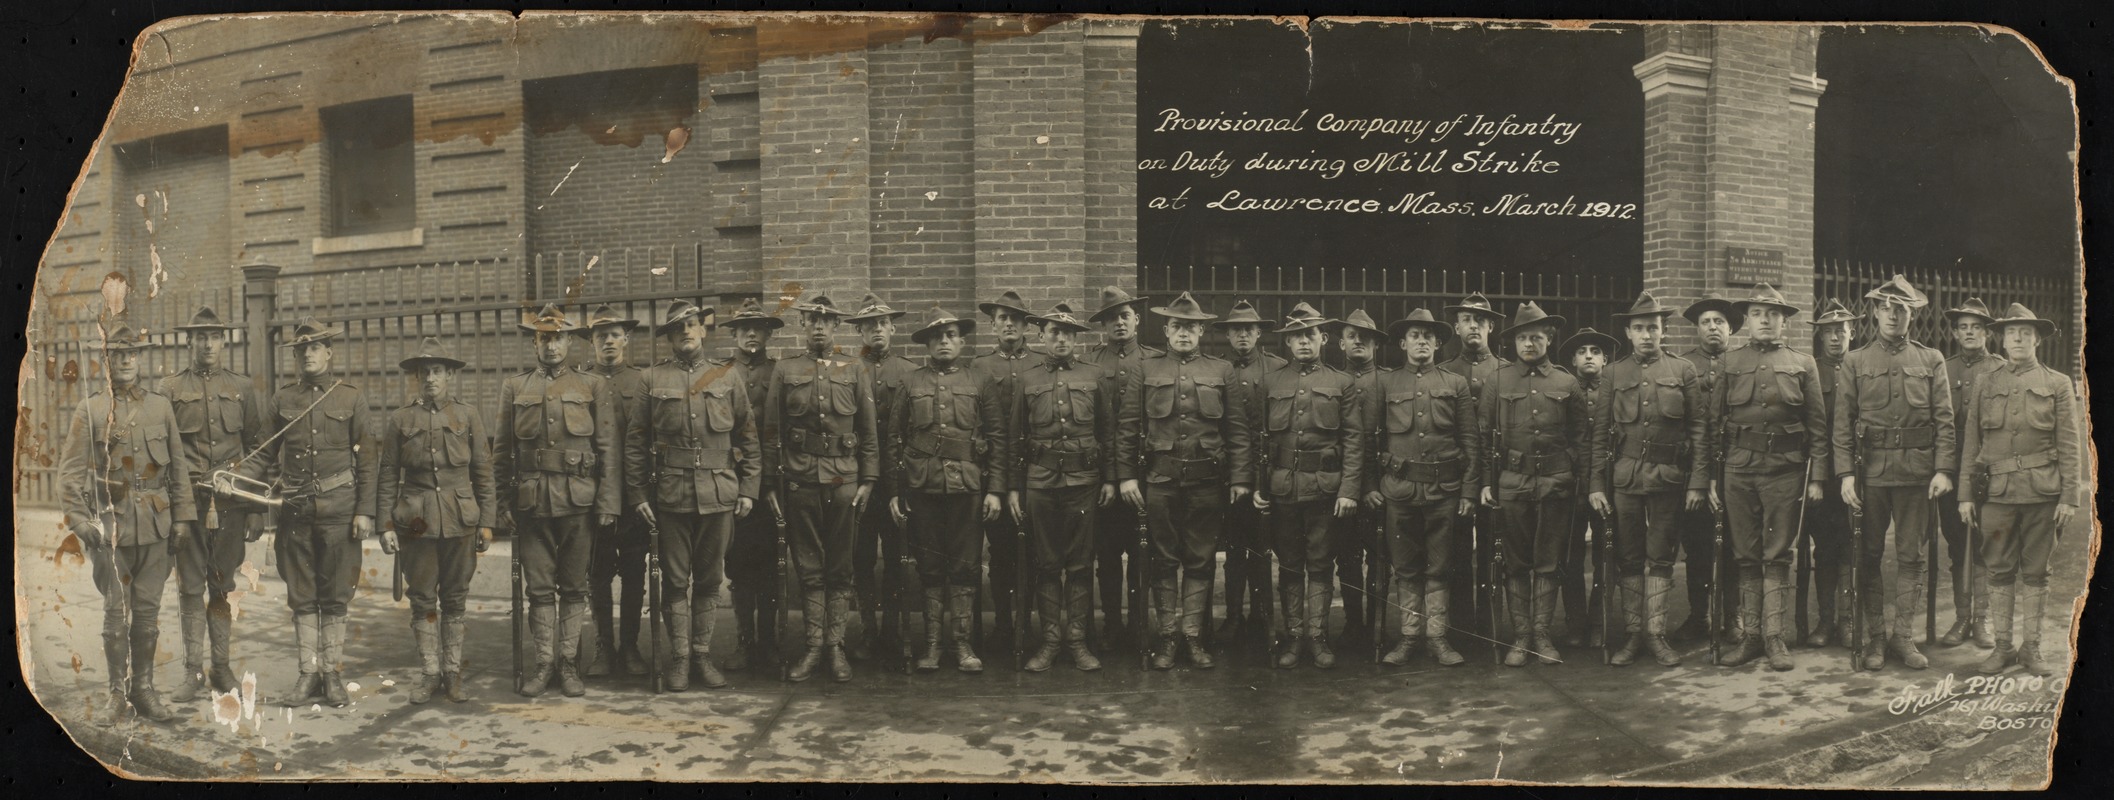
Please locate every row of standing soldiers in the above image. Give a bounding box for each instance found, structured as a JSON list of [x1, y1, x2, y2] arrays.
[[57, 272, 2080, 720]]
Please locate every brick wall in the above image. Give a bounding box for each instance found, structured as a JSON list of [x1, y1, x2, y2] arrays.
[[758, 21, 873, 307], [1085, 22, 1141, 320], [869, 34, 976, 322], [973, 19, 1088, 333]]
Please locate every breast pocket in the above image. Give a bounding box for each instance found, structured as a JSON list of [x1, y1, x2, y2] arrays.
[[1854, 368, 1891, 412], [1768, 369, 1804, 407], [1655, 377, 1690, 417], [1727, 366, 1760, 407], [512, 394, 544, 439], [1428, 386, 1460, 431], [1145, 376, 1177, 420], [947, 386, 981, 429], [1612, 380, 1643, 424], [322, 408, 356, 447], [559, 392, 595, 436], [1385, 392, 1417, 433], [1064, 385, 1097, 424], [1979, 388, 2011, 429], [650, 388, 687, 432], [829, 374, 860, 416], [1026, 384, 1058, 428], [2024, 385, 2059, 431], [908, 387, 938, 428], [1266, 389, 1297, 431], [143, 425, 172, 466], [1195, 376, 1226, 419], [443, 416, 471, 466], [1312, 385, 1344, 430], [170, 391, 207, 434], [704, 385, 737, 432], [782, 375, 816, 417], [1901, 366, 1934, 408]]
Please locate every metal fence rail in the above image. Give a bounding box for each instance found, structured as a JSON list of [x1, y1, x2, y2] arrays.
[[1816, 257, 2078, 373]]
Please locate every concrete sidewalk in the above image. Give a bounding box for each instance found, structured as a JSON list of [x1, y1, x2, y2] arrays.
[[13, 507, 2078, 785]]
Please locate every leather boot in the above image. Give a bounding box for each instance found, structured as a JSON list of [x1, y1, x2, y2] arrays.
[[207, 601, 237, 693], [410, 615, 440, 704], [127, 626, 178, 723], [2016, 585, 2046, 675], [321, 615, 351, 707], [1941, 556, 1972, 646], [1025, 579, 1061, 673], [173, 594, 208, 703], [728, 608, 754, 673], [1217, 551, 1247, 644], [950, 586, 984, 673], [103, 629, 132, 717], [1971, 569, 1996, 649], [692, 595, 727, 689], [1382, 576, 1420, 667], [1149, 572, 1178, 671], [521, 605, 556, 697], [1611, 574, 1644, 667], [1503, 574, 1532, 668], [284, 614, 322, 706], [588, 585, 615, 678], [1425, 585, 1465, 666], [788, 589, 826, 682], [1763, 566, 1795, 672], [1644, 575, 1681, 667], [1890, 565, 1929, 669], [1308, 577, 1336, 669], [442, 614, 468, 703], [1274, 571, 1304, 670], [1064, 574, 1101, 671], [916, 587, 945, 673], [666, 597, 692, 692], [1531, 573, 1561, 665], [1978, 583, 2016, 674], [1721, 574, 1765, 667], [558, 603, 588, 696], [827, 590, 854, 682], [1808, 561, 1839, 648], [1182, 576, 1214, 669]]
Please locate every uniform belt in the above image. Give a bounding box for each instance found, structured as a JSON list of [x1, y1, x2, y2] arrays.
[[97, 474, 164, 492], [788, 427, 855, 457], [1504, 448, 1571, 477], [293, 468, 355, 496], [531, 448, 597, 476], [1621, 438, 1687, 464], [658, 446, 731, 471], [1382, 454, 1458, 483], [1274, 446, 1341, 473], [908, 429, 977, 462], [1031, 439, 1099, 472], [1732, 426, 1807, 455], [1150, 453, 1221, 484], [1859, 424, 1934, 450], [1987, 451, 2056, 476]]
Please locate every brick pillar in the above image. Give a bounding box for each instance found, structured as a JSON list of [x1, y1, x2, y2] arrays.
[[1635, 25, 1825, 352], [1085, 21, 1141, 314], [758, 22, 872, 305], [973, 19, 1089, 329], [242, 262, 282, 395]]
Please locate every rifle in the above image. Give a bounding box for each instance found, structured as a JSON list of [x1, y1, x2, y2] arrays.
[[1600, 427, 1621, 665], [1791, 457, 1814, 645], [1134, 446, 1153, 671], [1710, 413, 1729, 666], [511, 520, 527, 694], [1487, 378, 1510, 665], [1848, 428, 1868, 671], [773, 503, 796, 682], [1014, 431, 1033, 669], [1369, 424, 1387, 666], [646, 517, 663, 693], [1926, 497, 1940, 646], [1259, 434, 1283, 660]]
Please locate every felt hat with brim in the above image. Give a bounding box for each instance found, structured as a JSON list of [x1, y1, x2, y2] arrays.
[[517, 303, 584, 334], [1558, 326, 1618, 363], [723, 296, 786, 330], [1443, 292, 1506, 324], [1943, 296, 1996, 326], [655, 299, 714, 336], [1731, 283, 1801, 320], [1277, 302, 1333, 334], [1027, 302, 1091, 334], [1150, 291, 1218, 322], [978, 290, 1033, 319], [1089, 285, 1152, 323], [176, 306, 237, 333], [1613, 291, 1677, 321], [1386, 307, 1452, 342], [1683, 292, 1734, 327], [1813, 297, 1862, 326], [791, 294, 850, 318], [1990, 303, 2056, 337], [909, 305, 976, 344], [845, 293, 908, 323], [280, 317, 343, 348], [98, 321, 150, 352], [1498, 301, 1566, 342], [1864, 274, 1929, 309], [399, 337, 466, 371], [1334, 308, 1385, 340], [1210, 299, 1276, 330], [585, 303, 643, 333]]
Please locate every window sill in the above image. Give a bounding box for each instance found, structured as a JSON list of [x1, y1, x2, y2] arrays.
[[312, 228, 424, 255]]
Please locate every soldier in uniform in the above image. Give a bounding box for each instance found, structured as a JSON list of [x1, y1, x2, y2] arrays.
[[1438, 293, 1509, 644], [1594, 294, 1708, 668], [495, 304, 621, 697], [967, 290, 1038, 650], [1366, 308, 1479, 666], [722, 298, 784, 671], [629, 299, 762, 691], [246, 318, 378, 707], [887, 306, 1006, 673], [60, 320, 196, 722], [1805, 299, 1860, 648], [160, 307, 262, 703], [1677, 292, 1737, 642], [1117, 292, 1255, 670], [1710, 285, 1828, 672], [1835, 275, 1956, 671], [1008, 303, 1116, 672], [1959, 304, 2080, 676], [579, 305, 651, 679], [1479, 303, 1603, 667], [376, 338, 496, 704], [1254, 302, 1363, 669], [1938, 298, 2001, 649], [1558, 325, 1616, 650], [1330, 309, 1386, 646], [1084, 286, 1161, 648], [845, 294, 917, 663], [1210, 300, 1284, 646], [762, 295, 879, 683]]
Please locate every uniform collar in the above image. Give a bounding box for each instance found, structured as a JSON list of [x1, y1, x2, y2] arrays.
[[1403, 360, 1435, 375], [111, 383, 146, 401], [534, 364, 568, 379], [415, 396, 452, 411], [190, 366, 220, 379], [735, 349, 771, 367], [929, 359, 961, 374], [673, 354, 706, 371], [1460, 350, 1493, 366], [991, 343, 1031, 359], [1817, 351, 1842, 367], [1347, 358, 1374, 375], [1043, 354, 1075, 371], [861, 347, 893, 364], [1295, 359, 1321, 375], [1172, 349, 1201, 364], [1578, 374, 1600, 390], [589, 361, 629, 376], [1749, 339, 1784, 352], [1878, 336, 1909, 354], [299, 374, 335, 390], [1960, 349, 1989, 366], [2008, 358, 2042, 375], [1634, 351, 1660, 366], [1520, 360, 1551, 377], [1105, 340, 1135, 358], [1231, 350, 1259, 369]]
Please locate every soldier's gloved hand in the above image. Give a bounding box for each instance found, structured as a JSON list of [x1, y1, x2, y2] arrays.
[[1839, 476, 1862, 511], [635, 502, 658, 528], [598, 514, 617, 528], [982, 493, 1003, 523], [1333, 496, 1359, 518], [2054, 503, 2077, 529], [890, 496, 911, 527], [1008, 491, 1026, 525], [1588, 491, 1612, 518], [1119, 479, 1144, 510], [1806, 481, 1826, 503], [735, 497, 754, 519], [476, 527, 494, 553], [1363, 490, 1384, 510], [1229, 484, 1252, 507], [1957, 501, 1977, 527], [353, 514, 376, 542], [1926, 472, 1953, 501], [1684, 488, 1707, 512], [379, 529, 400, 555]]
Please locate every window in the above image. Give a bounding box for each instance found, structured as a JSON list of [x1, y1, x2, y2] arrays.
[[322, 95, 415, 236]]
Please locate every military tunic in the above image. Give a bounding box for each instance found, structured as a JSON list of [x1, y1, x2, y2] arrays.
[[854, 348, 921, 634], [1222, 350, 1289, 623], [966, 345, 1037, 631], [1085, 339, 1162, 632], [1478, 359, 1598, 575], [1366, 362, 1479, 584], [583, 361, 652, 660], [1833, 336, 1956, 640], [250, 377, 378, 618], [159, 367, 262, 648], [1117, 350, 1255, 573], [1008, 354, 1116, 574], [1599, 352, 1709, 577], [1938, 351, 2002, 614], [59, 385, 197, 663], [630, 354, 761, 658], [1258, 361, 1364, 574], [378, 397, 495, 618], [1713, 342, 1828, 572], [725, 349, 782, 644], [495, 366, 620, 606], [888, 360, 1006, 585], [763, 351, 879, 596], [1676, 345, 1731, 625], [1330, 360, 1384, 634], [1961, 361, 2080, 590]]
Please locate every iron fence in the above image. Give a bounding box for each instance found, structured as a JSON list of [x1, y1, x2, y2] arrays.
[[1815, 257, 2078, 374]]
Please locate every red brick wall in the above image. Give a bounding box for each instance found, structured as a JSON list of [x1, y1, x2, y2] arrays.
[[758, 21, 872, 307], [869, 35, 976, 323], [973, 19, 1089, 339]]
